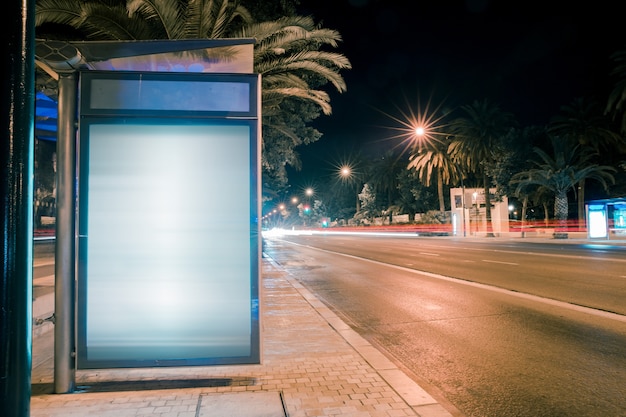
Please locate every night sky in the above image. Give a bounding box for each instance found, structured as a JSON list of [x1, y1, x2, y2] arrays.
[[288, 0, 626, 186]]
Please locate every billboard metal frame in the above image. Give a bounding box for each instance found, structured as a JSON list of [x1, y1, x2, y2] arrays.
[[76, 70, 261, 369]]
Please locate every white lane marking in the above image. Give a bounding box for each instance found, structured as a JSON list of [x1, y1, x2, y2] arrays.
[[282, 240, 626, 323], [482, 259, 519, 266], [419, 252, 440, 256]]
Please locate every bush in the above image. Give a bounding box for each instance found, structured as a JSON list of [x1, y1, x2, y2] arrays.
[[416, 210, 448, 224]]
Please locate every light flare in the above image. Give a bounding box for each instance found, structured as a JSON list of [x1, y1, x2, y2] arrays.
[[374, 92, 451, 155]]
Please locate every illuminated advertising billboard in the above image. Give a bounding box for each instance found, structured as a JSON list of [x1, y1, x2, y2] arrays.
[[76, 71, 260, 368]]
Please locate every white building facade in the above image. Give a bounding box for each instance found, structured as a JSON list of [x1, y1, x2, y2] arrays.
[[450, 187, 509, 236]]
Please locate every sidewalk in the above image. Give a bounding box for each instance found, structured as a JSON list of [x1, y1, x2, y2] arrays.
[[30, 254, 456, 417]]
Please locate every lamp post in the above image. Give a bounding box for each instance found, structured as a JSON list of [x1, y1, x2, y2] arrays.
[[281, 198, 298, 229], [458, 168, 466, 237], [339, 165, 359, 214], [472, 191, 478, 236], [299, 188, 314, 227]]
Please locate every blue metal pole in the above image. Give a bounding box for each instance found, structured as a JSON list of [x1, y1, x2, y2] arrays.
[[1, 0, 35, 415]]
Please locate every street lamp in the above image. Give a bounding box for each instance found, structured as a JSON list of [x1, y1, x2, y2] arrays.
[[382, 95, 447, 156], [472, 192, 479, 236], [339, 165, 360, 213]]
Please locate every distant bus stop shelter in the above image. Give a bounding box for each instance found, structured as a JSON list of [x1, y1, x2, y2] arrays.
[[586, 198, 626, 239]]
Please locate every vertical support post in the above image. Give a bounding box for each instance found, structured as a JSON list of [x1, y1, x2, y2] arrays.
[[461, 182, 466, 237], [54, 72, 77, 393], [1, 0, 35, 415]]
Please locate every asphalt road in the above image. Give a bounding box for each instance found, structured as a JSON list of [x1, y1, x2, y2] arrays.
[[264, 233, 626, 417]]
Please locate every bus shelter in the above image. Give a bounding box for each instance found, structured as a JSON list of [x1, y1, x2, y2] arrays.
[[586, 198, 626, 239], [35, 38, 261, 393]]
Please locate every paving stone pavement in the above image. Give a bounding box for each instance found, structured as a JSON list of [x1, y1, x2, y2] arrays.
[[30, 255, 455, 417]]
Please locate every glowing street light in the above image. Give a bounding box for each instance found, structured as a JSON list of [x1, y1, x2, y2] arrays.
[[338, 164, 360, 213], [378, 95, 449, 156]]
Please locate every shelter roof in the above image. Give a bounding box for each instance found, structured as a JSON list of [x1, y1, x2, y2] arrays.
[[35, 38, 256, 141]]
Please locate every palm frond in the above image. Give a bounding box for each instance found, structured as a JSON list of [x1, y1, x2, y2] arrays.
[[36, 0, 87, 27], [263, 87, 331, 115], [262, 73, 309, 89], [79, 3, 153, 40], [127, 0, 186, 39]]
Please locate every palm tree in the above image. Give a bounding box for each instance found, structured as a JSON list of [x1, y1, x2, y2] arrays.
[[548, 97, 625, 226], [510, 136, 616, 237], [606, 48, 626, 136], [407, 135, 458, 213], [512, 180, 554, 229], [245, 16, 350, 116], [239, 16, 351, 186], [126, 0, 250, 38], [35, 0, 351, 188], [448, 99, 517, 236], [368, 150, 404, 223], [36, 0, 251, 39]]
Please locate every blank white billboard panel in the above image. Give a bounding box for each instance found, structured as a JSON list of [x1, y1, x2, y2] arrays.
[[77, 71, 260, 369]]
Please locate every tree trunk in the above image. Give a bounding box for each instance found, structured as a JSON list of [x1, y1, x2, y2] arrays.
[[388, 189, 393, 224], [553, 191, 569, 239], [521, 196, 528, 237], [437, 169, 445, 212], [577, 178, 586, 230]]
